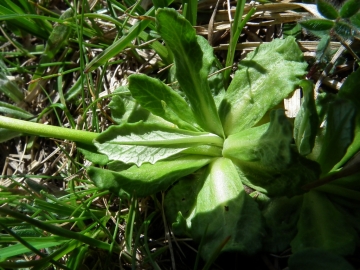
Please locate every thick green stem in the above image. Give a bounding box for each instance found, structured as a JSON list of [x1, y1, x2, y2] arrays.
[[0, 115, 97, 144]]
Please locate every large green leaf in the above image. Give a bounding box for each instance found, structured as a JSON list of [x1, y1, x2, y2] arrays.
[[128, 74, 200, 131], [165, 158, 263, 261], [291, 190, 357, 255], [223, 110, 320, 197], [317, 98, 356, 175], [156, 8, 224, 137], [294, 80, 319, 156], [95, 121, 223, 166], [87, 155, 213, 197], [219, 37, 307, 135]]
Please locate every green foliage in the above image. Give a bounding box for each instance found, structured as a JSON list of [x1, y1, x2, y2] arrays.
[[156, 9, 224, 137], [83, 8, 316, 260], [300, 0, 360, 62], [316, 0, 339, 20], [300, 19, 335, 31], [294, 80, 319, 156], [339, 0, 360, 19], [1, 2, 360, 268], [291, 190, 357, 255], [219, 37, 307, 135]]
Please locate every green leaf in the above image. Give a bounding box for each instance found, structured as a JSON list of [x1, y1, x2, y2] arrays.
[[0, 128, 22, 143], [208, 64, 226, 108], [334, 21, 354, 39], [107, 86, 135, 124], [338, 62, 360, 107], [128, 74, 200, 131], [0, 4, 49, 39], [316, 35, 331, 62], [223, 110, 292, 166], [262, 196, 303, 253], [87, 155, 213, 197], [350, 13, 360, 29], [300, 19, 335, 31], [95, 121, 223, 166], [317, 98, 356, 175], [288, 248, 355, 270], [182, 0, 197, 25], [294, 80, 319, 156], [0, 70, 24, 103], [339, 0, 360, 18], [316, 0, 339, 20], [165, 157, 263, 261], [108, 95, 126, 124], [291, 191, 357, 255], [333, 116, 360, 171], [77, 143, 109, 166], [331, 69, 360, 169], [156, 8, 224, 137], [219, 37, 307, 135], [0, 101, 33, 119], [223, 110, 320, 197], [0, 239, 69, 260]]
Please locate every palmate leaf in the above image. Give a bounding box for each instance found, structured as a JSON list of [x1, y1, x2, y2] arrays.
[[165, 157, 263, 261], [87, 155, 214, 197], [128, 74, 200, 131], [291, 190, 357, 256], [94, 121, 223, 166], [219, 37, 307, 136], [223, 110, 320, 197], [156, 8, 224, 137]]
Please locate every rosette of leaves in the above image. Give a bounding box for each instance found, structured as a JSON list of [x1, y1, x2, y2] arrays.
[[299, 0, 360, 62], [86, 8, 320, 260]]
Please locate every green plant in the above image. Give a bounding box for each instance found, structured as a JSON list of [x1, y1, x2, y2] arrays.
[[300, 0, 360, 63], [1, 5, 360, 268]]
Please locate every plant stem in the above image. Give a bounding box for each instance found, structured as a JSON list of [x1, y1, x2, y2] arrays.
[[0, 115, 97, 144], [224, 0, 256, 87]]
